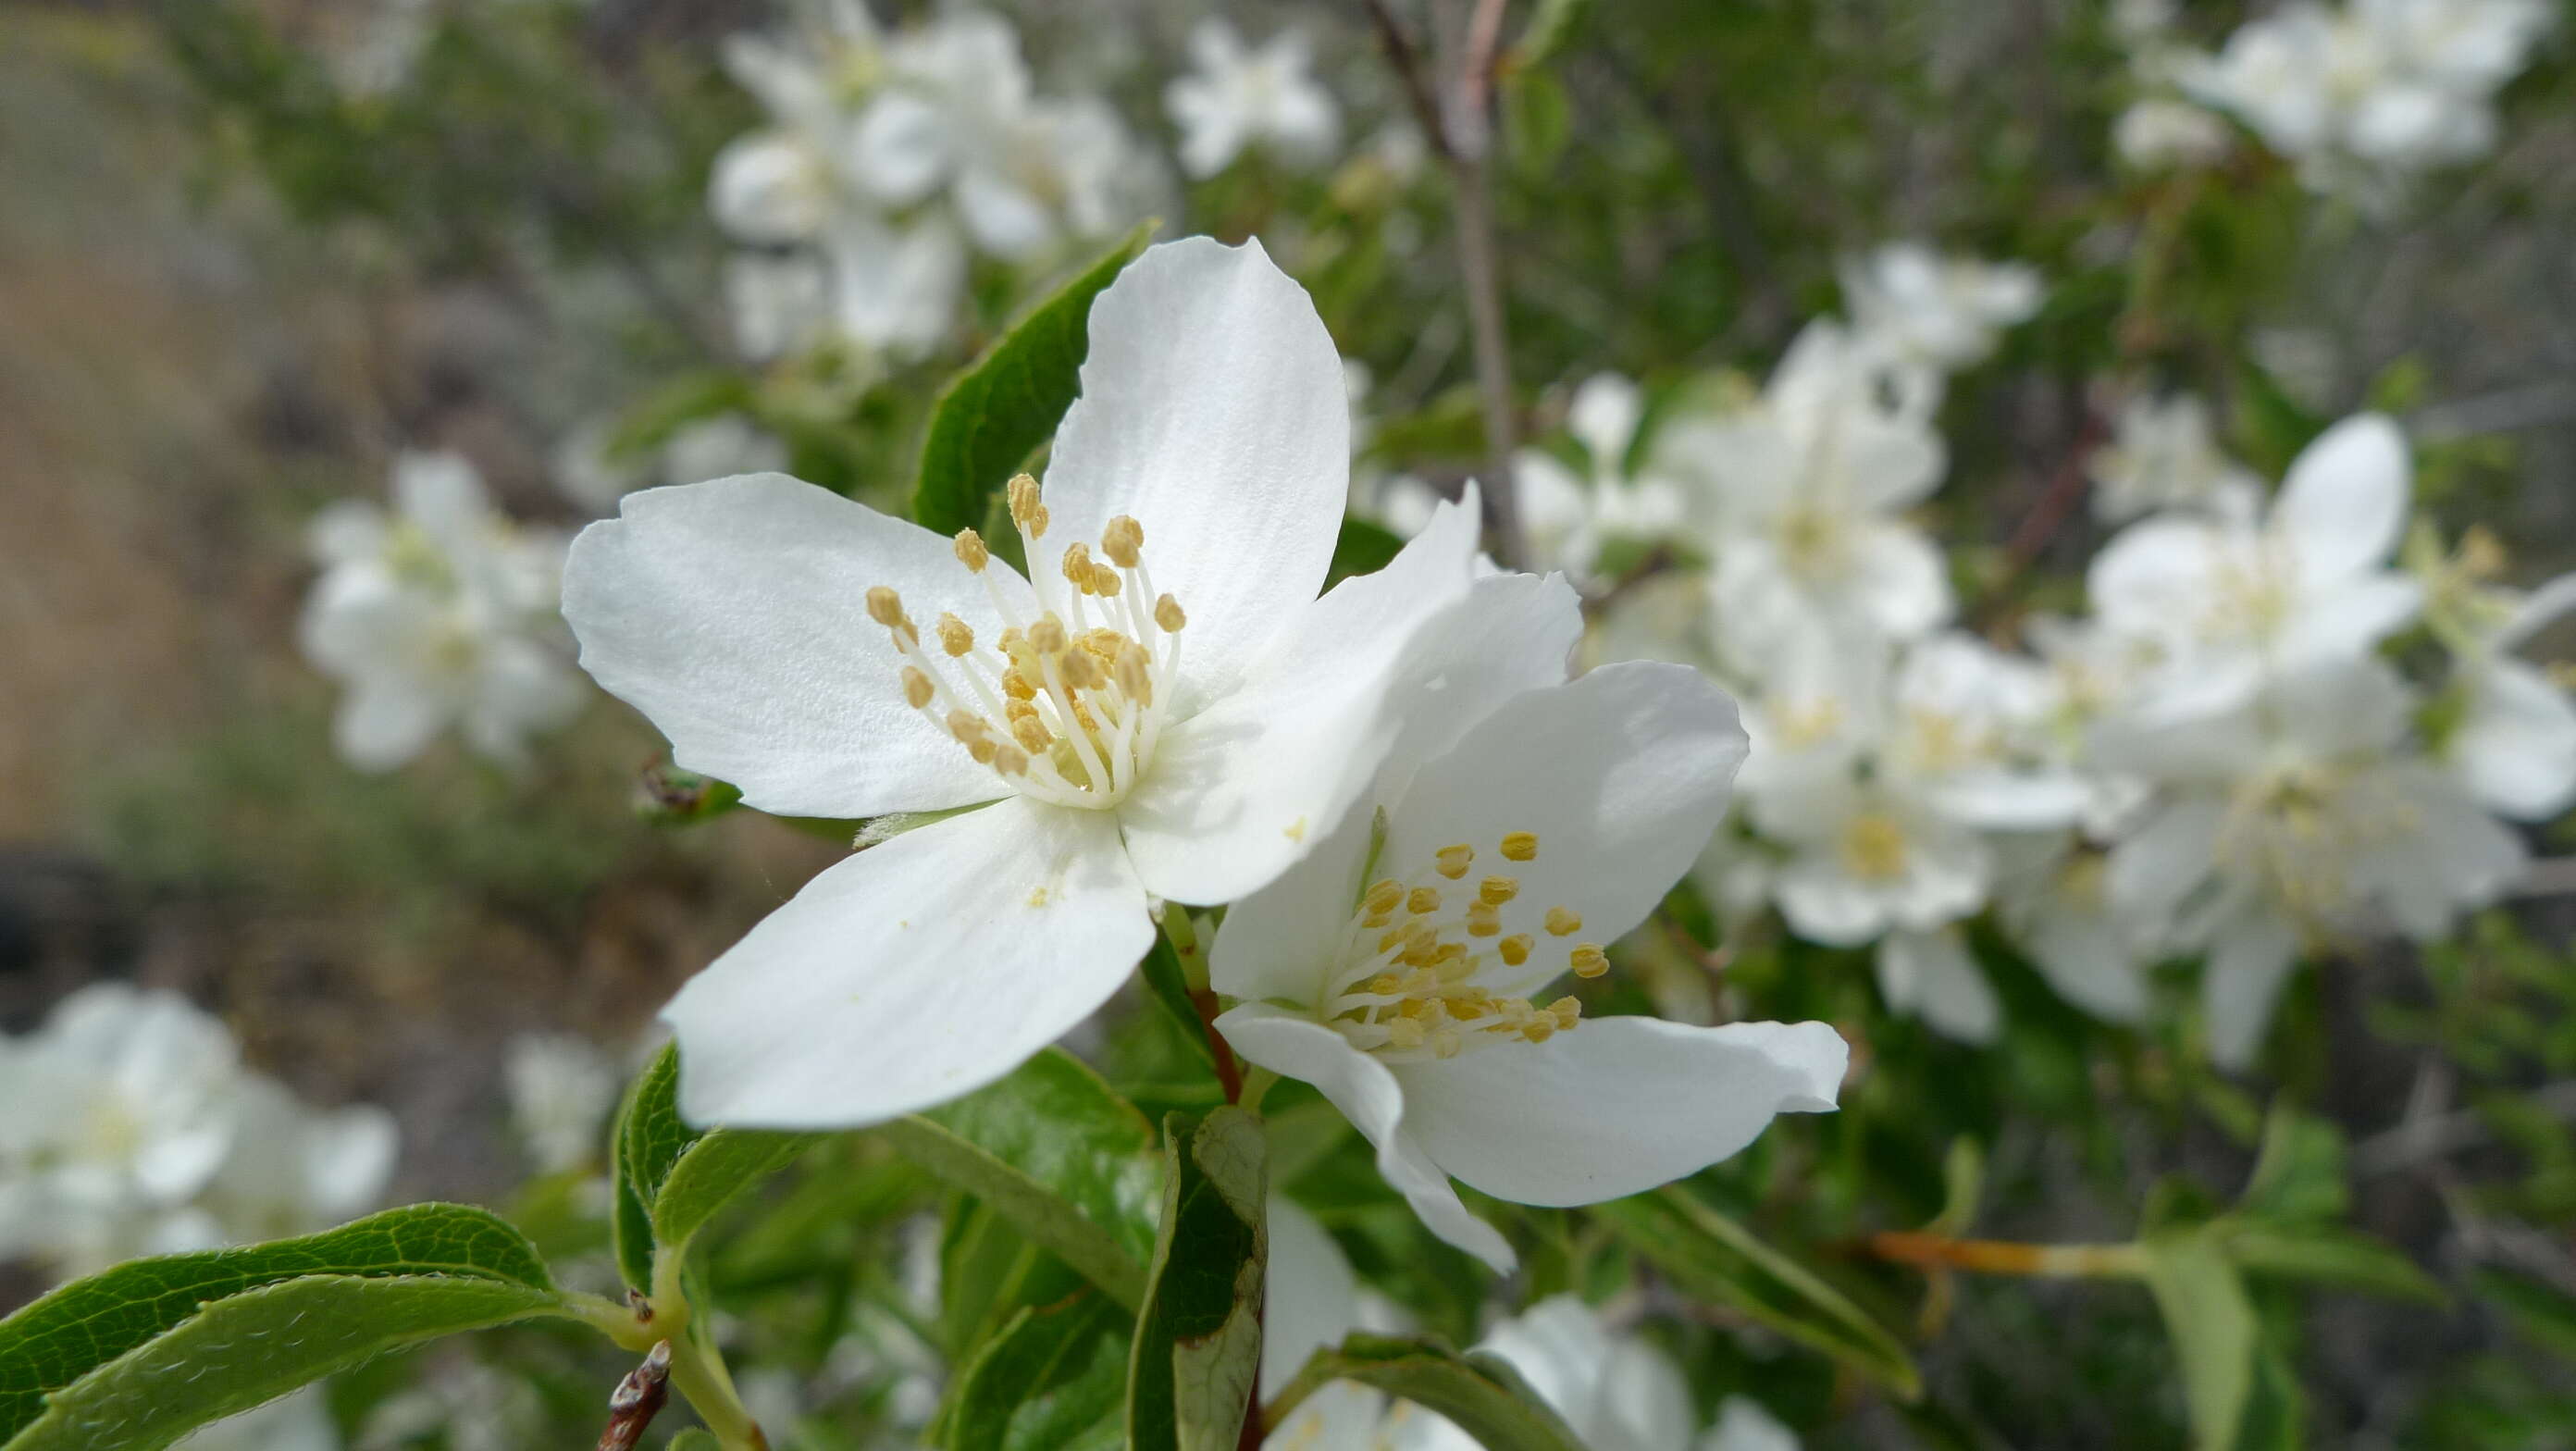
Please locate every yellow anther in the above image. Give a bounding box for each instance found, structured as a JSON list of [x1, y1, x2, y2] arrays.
[[1432, 1029, 1464, 1060], [1543, 906, 1583, 937], [1028, 614, 1068, 654], [953, 527, 990, 573], [1363, 878, 1404, 915], [900, 666, 935, 710], [991, 742, 1031, 776], [1011, 714, 1053, 752], [1088, 564, 1123, 597], [1369, 974, 1401, 996], [1520, 1016, 1555, 1044], [1007, 473, 1048, 538], [1435, 844, 1474, 879], [1400, 940, 1443, 969], [1500, 831, 1539, 862], [1569, 943, 1609, 978], [1378, 921, 1423, 955], [1101, 515, 1145, 568], [1113, 644, 1153, 704], [967, 738, 997, 764], [998, 626, 1024, 652], [946, 709, 989, 744], [1386, 1017, 1426, 1049], [1498, 934, 1533, 967], [1418, 998, 1453, 1026], [1466, 901, 1502, 937], [1060, 542, 1096, 590], [1060, 649, 1107, 691], [1547, 996, 1581, 1029], [1479, 875, 1519, 906], [935, 612, 974, 657], [1001, 668, 1037, 701], [864, 586, 907, 629], [1155, 593, 1187, 633], [1406, 887, 1443, 915]]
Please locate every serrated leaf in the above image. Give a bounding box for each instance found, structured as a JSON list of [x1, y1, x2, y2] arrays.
[[911, 222, 1155, 536], [947, 1292, 1132, 1451], [2225, 1223, 2443, 1303], [0, 1204, 551, 1442], [2140, 1230, 2258, 1451], [2, 1273, 567, 1451], [1127, 1108, 1267, 1451], [887, 1048, 1163, 1312], [1292, 1333, 1590, 1451], [652, 1128, 822, 1261], [1593, 1188, 1921, 1397]]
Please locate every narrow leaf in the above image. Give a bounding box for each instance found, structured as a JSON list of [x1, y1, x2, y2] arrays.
[[1127, 1108, 1267, 1451], [917, 1048, 1165, 1264], [0, 1204, 551, 1441], [612, 1045, 690, 1292], [2, 1274, 568, 1451], [652, 1129, 823, 1261], [947, 1292, 1132, 1451], [1138, 935, 1215, 1066], [2139, 1230, 2258, 1451], [2225, 1224, 2443, 1303], [886, 1087, 1154, 1314], [1593, 1188, 1921, 1397], [1295, 1333, 1590, 1451], [912, 222, 1155, 535]]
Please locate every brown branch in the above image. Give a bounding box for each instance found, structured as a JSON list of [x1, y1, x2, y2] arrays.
[[1980, 403, 2111, 625], [1194, 988, 1246, 1103], [1357, 0, 1454, 161], [596, 1342, 674, 1451]]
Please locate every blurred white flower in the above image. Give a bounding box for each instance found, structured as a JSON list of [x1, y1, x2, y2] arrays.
[[505, 1034, 621, 1175], [2113, 99, 2236, 170], [1992, 835, 2156, 1023], [1753, 768, 1990, 950], [1707, 1397, 1802, 1451], [300, 452, 584, 772], [1166, 19, 1343, 179], [196, 1076, 399, 1245], [1839, 242, 2042, 374], [555, 415, 792, 514], [1514, 374, 1690, 586], [2088, 393, 2262, 523], [1405, 1296, 1797, 1451]]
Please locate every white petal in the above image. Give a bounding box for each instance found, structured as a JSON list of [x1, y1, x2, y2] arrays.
[[1703, 1397, 1801, 1451], [1212, 1005, 1517, 1271], [1261, 1197, 1359, 1397], [2022, 912, 2151, 1023], [954, 167, 1057, 261], [1118, 495, 1483, 907], [846, 92, 949, 206], [1851, 523, 1954, 639], [1772, 854, 1892, 947], [2109, 798, 2223, 919], [1038, 238, 1351, 712], [1393, 1016, 1843, 1208], [663, 797, 1151, 1128], [2278, 576, 2422, 666], [2496, 572, 2576, 652], [563, 474, 1033, 819], [336, 679, 451, 772], [1877, 930, 2000, 1043], [303, 1105, 401, 1215], [1381, 663, 1747, 997], [2087, 516, 2218, 631], [2275, 414, 2409, 585], [2202, 912, 2300, 1072], [2456, 659, 2576, 818], [1921, 769, 2090, 830]]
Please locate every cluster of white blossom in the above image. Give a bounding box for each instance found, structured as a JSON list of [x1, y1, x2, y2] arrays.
[[0, 986, 398, 1280], [301, 450, 585, 772], [1488, 267, 2575, 1065], [2114, 0, 2552, 192], [708, 0, 1158, 365], [1165, 18, 1343, 179]]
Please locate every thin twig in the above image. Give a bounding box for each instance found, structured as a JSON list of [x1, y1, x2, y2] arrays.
[[2352, 1080, 2576, 1176], [1357, 0, 1453, 160], [1980, 403, 2110, 624], [596, 1342, 674, 1451]]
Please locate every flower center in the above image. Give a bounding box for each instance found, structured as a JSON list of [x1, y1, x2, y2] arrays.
[[1317, 831, 1599, 1063], [2217, 759, 2418, 920], [868, 473, 1188, 810], [1839, 812, 1911, 881]]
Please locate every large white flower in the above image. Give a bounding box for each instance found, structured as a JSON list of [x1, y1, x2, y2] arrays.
[[1839, 242, 2041, 375], [1211, 574, 1844, 1270], [300, 452, 585, 772], [1166, 18, 1343, 179], [2104, 660, 2525, 1067], [1514, 373, 1689, 587], [564, 240, 1484, 1128], [2087, 413, 2421, 725], [2089, 392, 2262, 524]]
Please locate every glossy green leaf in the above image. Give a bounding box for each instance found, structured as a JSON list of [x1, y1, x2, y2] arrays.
[[2225, 1224, 2442, 1303], [1283, 1333, 1590, 1451], [911, 222, 1155, 536], [1327, 515, 1408, 584], [0, 1203, 551, 1442], [611, 1045, 687, 1292], [1127, 1108, 1267, 1451], [1593, 1188, 1921, 1397], [652, 1128, 822, 1262], [947, 1292, 1132, 1451], [3, 1273, 568, 1451], [2140, 1229, 2258, 1451]]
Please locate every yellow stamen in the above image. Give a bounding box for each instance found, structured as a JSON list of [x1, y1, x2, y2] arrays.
[[1007, 473, 1048, 538], [992, 742, 1030, 775], [1435, 844, 1474, 879], [1479, 875, 1518, 906], [900, 666, 935, 710], [1498, 934, 1532, 967], [1500, 831, 1539, 862], [1102, 515, 1144, 568], [865, 586, 907, 629], [1547, 996, 1581, 1028], [1028, 614, 1068, 655], [1544, 906, 1582, 936], [1406, 887, 1442, 915], [1569, 943, 1608, 978], [1155, 594, 1187, 633], [953, 527, 990, 573], [935, 613, 974, 657], [1466, 901, 1502, 937], [1061, 542, 1096, 592], [1363, 878, 1404, 916]]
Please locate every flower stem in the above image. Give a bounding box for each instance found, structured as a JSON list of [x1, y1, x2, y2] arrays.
[[1864, 1231, 2148, 1279], [663, 1326, 769, 1451], [1238, 1065, 1281, 1114]]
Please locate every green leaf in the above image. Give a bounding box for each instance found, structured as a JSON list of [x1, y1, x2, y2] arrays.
[[886, 1048, 1164, 1311], [2239, 1104, 2347, 1222], [1127, 1108, 1267, 1451], [2139, 1229, 2259, 1451], [666, 1432, 724, 1451], [1286, 1333, 1589, 1451], [612, 1045, 688, 1291], [1139, 934, 1214, 1068], [3, 1273, 568, 1451], [1593, 1188, 1921, 1397], [2225, 1223, 2443, 1303], [2472, 1268, 2576, 1361], [1328, 516, 1406, 584], [947, 1292, 1132, 1451], [0, 1203, 552, 1442], [911, 222, 1155, 536], [652, 1128, 822, 1262]]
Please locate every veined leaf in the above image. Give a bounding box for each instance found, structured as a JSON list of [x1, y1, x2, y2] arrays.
[[1593, 1188, 1921, 1397], [652, 1128, 822, 1262], [947, 1292, 1132, 1451], [0, 1203, 551, 1442], [911, 222, 1155, 536], [1284, 1333, 1590, 1451], [1127, 1108, 1267, 1451], [610, 1045, 814, 1292], [2140, 1229, 2258, 1451]]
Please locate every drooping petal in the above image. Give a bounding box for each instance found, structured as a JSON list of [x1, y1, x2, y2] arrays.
[[1212, 1005, 1516, 1271], [1260, 1196, 1360, 1397], [1381, 662, 1747, 997], [1038, 238, 1352, 711], [2455, 658, 2576, 818], [563, 474, 1034, 819], [663, 796, 1151, 1128], [2275, 413, 2409, 586], [2279, 576, 2423, 667], [2108, 797, 2224, 921], [2021, 908, 2151, 1023], [1118, 495, 1482, 908], [2202, 910, 2300, 1072], [1392, 1016, 1843, 1208], [1876, 929, 2000, 1043]]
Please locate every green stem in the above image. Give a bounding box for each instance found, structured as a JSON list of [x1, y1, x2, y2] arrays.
[[1238, 1065, 1282, 1115], [1160, 902, 1208, 991], [664, 1324, 769, 1451]]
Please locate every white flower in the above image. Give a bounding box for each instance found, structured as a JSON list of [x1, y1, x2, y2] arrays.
[[2412, 534, 2576, 820], [175, 1386, 339, 1451], [1839, 242, 2042, 374], [1661, 324, 1954, 658], [564, 240, 1485, 1128], [300, 452, 585, 772], [194, 1076, 398, 1245], [506, 1034, 623, 1174], [1514, 374, 1689, 586], [1707, 1398, 1802, 1451], [2089, 393, 2262, 523], [1876, 633, 2089, 832], [1754, 768, 1989, 950], [1166, 19, 1343, 179], [2087, 413, 2421, 725], [1992, 834, 2156, 1023], [2113, 99, 2236, 170], [1407, 1296, 1794, 1451], [1211, 574, 1843, 1270], [2103, 660, 2525, 1067]]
